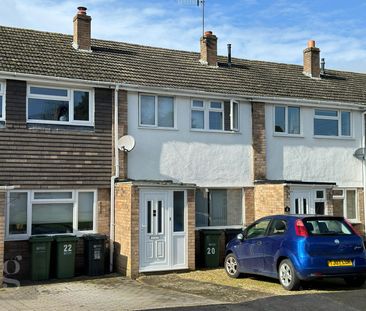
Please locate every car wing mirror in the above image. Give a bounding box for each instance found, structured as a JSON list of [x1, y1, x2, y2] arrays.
[[237, 233, 244, 241]]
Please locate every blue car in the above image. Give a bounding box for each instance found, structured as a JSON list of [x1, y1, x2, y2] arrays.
[[224, 215, 366, 290]]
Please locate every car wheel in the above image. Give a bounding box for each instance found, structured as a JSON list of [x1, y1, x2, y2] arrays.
[[344, 276, 366, 287], [224, 253, 241, 278], [278, 259, 300, 291]]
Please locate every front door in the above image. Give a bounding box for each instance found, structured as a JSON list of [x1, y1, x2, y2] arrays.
[[139, 190, 187, 272], [290, 190, 314, 214]]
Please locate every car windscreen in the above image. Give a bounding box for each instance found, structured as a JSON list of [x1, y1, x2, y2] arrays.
[[303, 218, 353, 236]]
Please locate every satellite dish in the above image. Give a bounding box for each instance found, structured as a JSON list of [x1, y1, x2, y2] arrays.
[[118, 135, 136, 152], [353, 147, 365, 160]]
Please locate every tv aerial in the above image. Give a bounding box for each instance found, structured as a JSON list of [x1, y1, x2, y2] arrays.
[[118, 135, 136, 152], [177, 0, 205, 36]]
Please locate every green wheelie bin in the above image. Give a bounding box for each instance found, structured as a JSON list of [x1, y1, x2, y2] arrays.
[[201, 230, 222, 268], [84, 234, 107, 276], [54, 235, 78, 279], [29, 235, 53, 281]]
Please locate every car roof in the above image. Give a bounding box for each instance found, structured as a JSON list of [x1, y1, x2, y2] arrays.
[[259, 214, 344, 221]]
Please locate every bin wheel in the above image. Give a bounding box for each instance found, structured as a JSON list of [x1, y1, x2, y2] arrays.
[[224, 253, 241, 278]]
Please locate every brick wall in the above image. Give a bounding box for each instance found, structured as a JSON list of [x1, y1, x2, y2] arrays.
[[73, 12, 91, 50], [0, 191, 5, 285], [200, 32, 217, 66], [303, 46, 320, 78], [187, 189, 196, 270], [244, 187, 255, 225], [114, 183, 139, 278], [254, 184, 287, 219], [354, 188, 365, 235], [252, 102, 266, 180], [97, 188, 111, 236]]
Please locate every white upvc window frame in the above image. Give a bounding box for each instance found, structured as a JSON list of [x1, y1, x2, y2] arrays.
[[273, 105, 301, 136], [313, 108, 352, 138], [26, 84, 94, 126], [191, 98, 240, 132], [138, 93, 177, 129], [0, 81, 6, 121], [333, 188, 359, 223], [6, 189, 97, 241]]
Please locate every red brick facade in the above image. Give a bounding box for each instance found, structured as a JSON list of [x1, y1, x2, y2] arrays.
[[252, 102, 266, 180]]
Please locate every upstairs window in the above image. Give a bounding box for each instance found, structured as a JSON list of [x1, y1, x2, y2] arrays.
[[0, 82, 5, 121], [139, 94, 175, 128], [274, 106, 300, 135], [314, 109, 351, 137], [191, 99, 239, 132], [27, 85, 93, 126]]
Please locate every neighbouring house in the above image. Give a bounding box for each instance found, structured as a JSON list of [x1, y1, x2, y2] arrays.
[[0, 7, 366, 282]]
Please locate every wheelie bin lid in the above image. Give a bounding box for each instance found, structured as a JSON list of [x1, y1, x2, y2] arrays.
[[54, 235, 78, 242], [29, 235, 54, 242], [83, 234, 107, 241], [199, 229, 222, 235]]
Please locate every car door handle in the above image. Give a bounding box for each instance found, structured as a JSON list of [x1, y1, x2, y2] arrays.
[[256, 241, 262, 246]]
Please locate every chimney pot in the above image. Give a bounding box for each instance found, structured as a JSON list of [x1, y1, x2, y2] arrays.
[[200, 31, 217, 66], [307, 40, 316, 48], [73, 6, 92, 51], [303, 40, 320, 78]]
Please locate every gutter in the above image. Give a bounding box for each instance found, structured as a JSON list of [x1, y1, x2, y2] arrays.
[[110, 84, 122, 273]]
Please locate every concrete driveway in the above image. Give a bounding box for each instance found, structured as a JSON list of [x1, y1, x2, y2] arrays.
[[1, 270, 366, 311]]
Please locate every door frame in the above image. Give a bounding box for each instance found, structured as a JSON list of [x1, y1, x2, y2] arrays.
[[290, 186, 328, 215], [139, 188, 188, 272]]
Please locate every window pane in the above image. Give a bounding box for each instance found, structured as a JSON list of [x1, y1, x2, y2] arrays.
[[315, 109, 338, 117], [288, 107, 300, 134], [147, 201, 152, 234], [275, 106, 285, 132], [246, 220, 271, 239], [191, 110, 204, 129], [78, 192, 94, 231], [315, 202, 325, 215], [174, 191, 185, 232], [192, 100, 203, 108], [210, 101, 222, 109], [314, 118, 338, 136], [226, 189, 242, 226], [34, 192, 72, 200], [32, 203, 73, 234], [346, 190, 356, 220], [210, 190, 227, 226], [140, 95, 155, 125], [157, 201, 163, 233], [74, 91, 89, 121], [209, 111, 223, 130], [0, 95, 2, 118], [9, 192, 27, 235], [195, 189, 208, 226], [341, 111, 351, 136], [316, 190, 324, 199], [232, 101, 239, 130], [28, 98, 69, 121], [30, 87, 68, 97], [158, 96, 174, 127]]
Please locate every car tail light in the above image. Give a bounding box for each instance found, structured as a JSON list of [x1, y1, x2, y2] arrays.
[[295, 219, 309, 237], [344, 218, 362, 237]]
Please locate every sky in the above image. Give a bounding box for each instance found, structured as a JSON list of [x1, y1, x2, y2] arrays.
[[2, 0, 366, 72]]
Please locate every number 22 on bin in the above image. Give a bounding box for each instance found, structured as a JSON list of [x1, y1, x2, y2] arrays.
[[64, 244, 72, 254]]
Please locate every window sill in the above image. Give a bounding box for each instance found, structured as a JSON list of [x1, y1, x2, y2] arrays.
[[5, 231, 97, 242], [27, 120, 94, 127], [313, 135, 355, 140], [138, 126, 178, 131], [273, 133, 304, 138], [195, 225, 244, 230], [190, 129, 241, 134], [27, 123, 95, 132]]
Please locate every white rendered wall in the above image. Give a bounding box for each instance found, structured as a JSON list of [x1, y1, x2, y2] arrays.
[[127, 92, 253, 187], [266, 104, 364, 187]]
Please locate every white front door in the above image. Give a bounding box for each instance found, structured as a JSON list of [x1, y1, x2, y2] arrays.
[[290, 190, 314, 214], [139, 190, 187, 272]]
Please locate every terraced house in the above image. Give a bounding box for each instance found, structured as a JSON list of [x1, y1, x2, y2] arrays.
[[1, 7, 366, 282]]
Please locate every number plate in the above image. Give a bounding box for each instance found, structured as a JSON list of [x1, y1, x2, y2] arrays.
[[327, 260, 353, 267]]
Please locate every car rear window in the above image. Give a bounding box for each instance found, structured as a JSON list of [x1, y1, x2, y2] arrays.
[[303, 218, 353, 236]]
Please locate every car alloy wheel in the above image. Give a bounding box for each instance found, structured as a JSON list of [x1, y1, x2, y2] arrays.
[[224, 253, 241, 278], [278, 259, 300, 291]]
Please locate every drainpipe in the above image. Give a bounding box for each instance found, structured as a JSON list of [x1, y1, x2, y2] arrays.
[[110, 84, 121, 273]]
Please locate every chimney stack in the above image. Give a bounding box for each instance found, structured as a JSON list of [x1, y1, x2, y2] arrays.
[[73, 6, 92, 51], [303, 40, 320, 78], [200, 31, 217, 66]]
